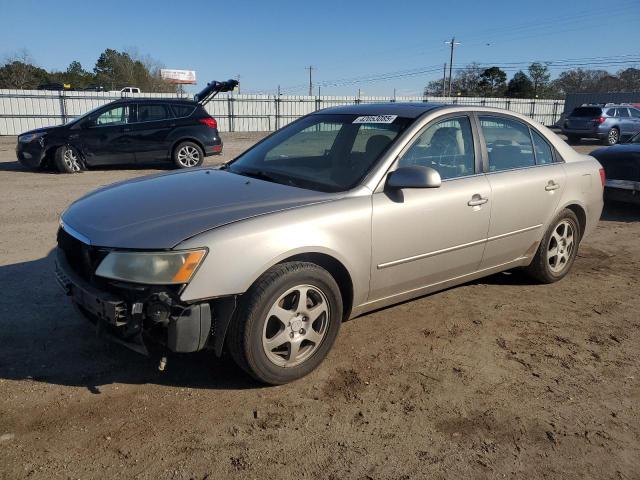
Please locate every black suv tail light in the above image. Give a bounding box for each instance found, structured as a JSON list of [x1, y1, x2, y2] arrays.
[[199, 117, 217, 129]]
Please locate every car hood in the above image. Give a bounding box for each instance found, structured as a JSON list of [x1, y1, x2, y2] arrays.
[[20, 125, 64, 136], [62, 169, 338, 249]]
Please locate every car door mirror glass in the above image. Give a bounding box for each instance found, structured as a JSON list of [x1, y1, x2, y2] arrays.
[[386, 166, 441, 189]]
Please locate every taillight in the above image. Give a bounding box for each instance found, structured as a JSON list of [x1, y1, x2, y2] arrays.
[[599, 168, 606, 187], [596, 117, 606, 124], [199, 117, 217, 129]]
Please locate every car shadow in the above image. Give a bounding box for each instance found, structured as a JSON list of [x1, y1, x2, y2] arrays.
[[0, 160, 176, 174], [0, 250, 263, 393]]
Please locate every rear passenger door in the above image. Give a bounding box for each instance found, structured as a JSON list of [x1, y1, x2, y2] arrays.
[[128, 103, 175, 162], [477, 115, 566, 269]]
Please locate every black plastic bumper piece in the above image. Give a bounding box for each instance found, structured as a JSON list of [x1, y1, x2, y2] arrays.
[[168, 303, 212, 353]]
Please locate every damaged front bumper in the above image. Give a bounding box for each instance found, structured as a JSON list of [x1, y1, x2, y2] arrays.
[[54, 247, 213, 355]]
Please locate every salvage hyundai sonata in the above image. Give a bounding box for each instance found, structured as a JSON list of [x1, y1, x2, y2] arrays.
[[55, 103, 604, 384]]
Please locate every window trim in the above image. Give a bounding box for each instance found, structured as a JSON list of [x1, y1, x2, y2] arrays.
[[382, 113, 482, 186]]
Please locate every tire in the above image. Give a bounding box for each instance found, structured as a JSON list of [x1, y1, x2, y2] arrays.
[[227, 262, 343, 385], [524, 209, 581, 284], [604, 128, 620, 146], [54, 145, 83, 173], [173, 141, 204, 169]]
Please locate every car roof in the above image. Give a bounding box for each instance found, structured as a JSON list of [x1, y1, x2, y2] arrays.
[[314, 102, 447, 119], [110, 98, 197, 105]]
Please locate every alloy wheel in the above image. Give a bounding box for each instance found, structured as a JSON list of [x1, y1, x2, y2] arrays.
[[177, 145, 200, 167], [63, 146, 82, 172], [547, 219, 575, 274], [262, 284, 330, 368], [608, 129, 619, 145]]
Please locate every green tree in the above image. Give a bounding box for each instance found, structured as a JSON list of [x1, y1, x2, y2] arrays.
[[0, 50, 48, 89], [528, 62, 551, 97], [617, 68, 640, 91], [506, 71, 534, 98], [479, 66, 507, 97]]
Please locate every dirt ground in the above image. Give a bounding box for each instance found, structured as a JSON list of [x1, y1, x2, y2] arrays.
[[0, 132, 638, 480]]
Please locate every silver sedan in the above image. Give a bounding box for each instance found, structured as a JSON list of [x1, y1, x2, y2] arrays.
[[56, 103, 604, 384]]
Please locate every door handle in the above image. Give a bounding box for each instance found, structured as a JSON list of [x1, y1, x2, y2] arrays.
[[545, 180, 560, 191], [468, 194, 489, 206]]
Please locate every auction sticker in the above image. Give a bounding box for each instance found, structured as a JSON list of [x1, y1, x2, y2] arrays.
[[353, 115, 397, 124]]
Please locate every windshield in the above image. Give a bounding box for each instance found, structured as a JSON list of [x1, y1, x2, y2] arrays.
[[227, 114, 412, 192]]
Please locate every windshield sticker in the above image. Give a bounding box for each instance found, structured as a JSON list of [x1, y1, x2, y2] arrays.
[[353, 115, 398, 124]]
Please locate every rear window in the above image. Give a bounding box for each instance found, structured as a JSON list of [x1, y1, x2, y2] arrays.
[[571, 107, 602, 117], [171, 104, 196, 118]]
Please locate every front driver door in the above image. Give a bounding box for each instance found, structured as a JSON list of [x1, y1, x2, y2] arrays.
[[77, 104, 135, 166], [369, 115, 491, 302]]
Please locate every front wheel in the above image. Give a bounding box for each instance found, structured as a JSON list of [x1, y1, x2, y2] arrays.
[[54, 145, 83, 173], [173, 141, 204, 169], [227, 262, 343, 385], [524, 209, 580, 283]]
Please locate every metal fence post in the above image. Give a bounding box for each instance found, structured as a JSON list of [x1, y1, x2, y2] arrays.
[[59, 90, 67, 124], [552, 102, 559, 124], [227, 95, 234, 132], [315, 96, 321, 112], [275, 95, 280, 130], [530, 100, 535, 119]]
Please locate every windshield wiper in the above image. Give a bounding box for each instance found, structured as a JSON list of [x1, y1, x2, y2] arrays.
[[229, 167, 298, 187]]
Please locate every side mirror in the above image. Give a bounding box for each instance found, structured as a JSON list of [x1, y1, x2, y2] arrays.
[[386, 165, 441, 189]]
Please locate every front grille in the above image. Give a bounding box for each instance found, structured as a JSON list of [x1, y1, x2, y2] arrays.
[[57, 227, 108, 282]]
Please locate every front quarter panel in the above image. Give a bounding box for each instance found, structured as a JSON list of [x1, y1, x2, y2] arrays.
[[176, 195, 373, 306]]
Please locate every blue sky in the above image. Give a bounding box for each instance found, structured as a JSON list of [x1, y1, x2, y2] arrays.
[[1, 0, 639, 95]]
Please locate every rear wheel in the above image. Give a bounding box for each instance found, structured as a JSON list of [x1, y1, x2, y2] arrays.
[[173, 141, 204, 169], [227, 262, 342, 385], [604, 128, 620, 146], [524, 209, 580, 283], [54, 145, 83, 173]]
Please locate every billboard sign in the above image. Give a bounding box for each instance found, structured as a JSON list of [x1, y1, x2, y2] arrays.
[[160, 69, 197, 85]]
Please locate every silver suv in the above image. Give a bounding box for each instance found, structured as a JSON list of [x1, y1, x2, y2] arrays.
[[562, 103, 640, 145]]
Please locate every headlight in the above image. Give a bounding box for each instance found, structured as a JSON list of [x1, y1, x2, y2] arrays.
[[95, 249, 207, 285], [19, 132, 47, 143]]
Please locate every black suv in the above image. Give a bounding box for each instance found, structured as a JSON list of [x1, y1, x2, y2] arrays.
[[16, 80, 237, 173]]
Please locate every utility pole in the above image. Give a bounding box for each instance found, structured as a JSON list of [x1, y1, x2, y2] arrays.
[[445, 36, 460, 97], [318, 86, 321, 97], [442, 63, 447, 97], [277, 85, 281, 96], [306, 65, 315, 96]]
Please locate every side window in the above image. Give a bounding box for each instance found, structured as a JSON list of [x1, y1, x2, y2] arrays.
[[630, 108, 640, 118], [137, 104, 171, 122], [95, 105, 130, 126], [617, 108, 630, 118], [606, 108, 616, 116], [171, 104, 196, 118], [531, 130, 554, 165], [479, 116, 535, 172], [398, 116, 475, 180]]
